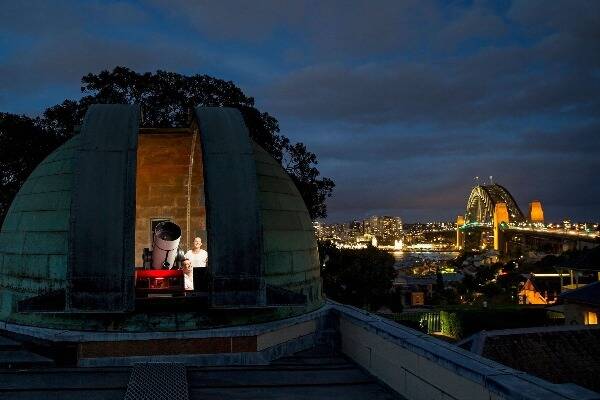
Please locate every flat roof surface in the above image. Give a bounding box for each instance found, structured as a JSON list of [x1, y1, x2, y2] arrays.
[[0, 343, 402, 400]]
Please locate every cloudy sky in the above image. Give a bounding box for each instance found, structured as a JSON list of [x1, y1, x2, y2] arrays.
[[1, 1, 599, 222]]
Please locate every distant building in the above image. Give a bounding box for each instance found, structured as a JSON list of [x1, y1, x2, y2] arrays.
[[364, 215, 403, 245], [349, 220, 363, 235], [519, 279, 547, 304], [560, 281, 600, 325], [316, 215, 403, 248]]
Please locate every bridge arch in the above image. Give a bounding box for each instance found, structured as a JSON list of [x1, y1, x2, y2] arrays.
[[465, 184, 525, 224]]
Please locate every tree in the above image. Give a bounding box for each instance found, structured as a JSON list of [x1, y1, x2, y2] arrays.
[[319, 242, 396, 311], [435, 266, 444, 293], [474, 263, 500, 286], [0, 113, 63, 220], [0, 67, 334, 224], [388, 288, 404, 313], [284, 143, 335, 219]]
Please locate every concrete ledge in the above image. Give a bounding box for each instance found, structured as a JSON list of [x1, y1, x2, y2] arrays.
[[330, 301, 600, 400]]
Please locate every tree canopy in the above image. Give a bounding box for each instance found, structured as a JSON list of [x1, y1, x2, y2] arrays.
[[319, 241, 397, 311], [0, 67, 334, 224], [0, 113, 64, 220]]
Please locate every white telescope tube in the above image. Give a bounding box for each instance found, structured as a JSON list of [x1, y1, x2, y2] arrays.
[[151, 221, 182, 269]]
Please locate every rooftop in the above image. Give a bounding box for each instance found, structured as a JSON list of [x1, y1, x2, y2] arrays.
[[2, 302, 598, 400], [458, 324, 600, 393], [0, 344, 401, 400], [559, 281, 600, 307]]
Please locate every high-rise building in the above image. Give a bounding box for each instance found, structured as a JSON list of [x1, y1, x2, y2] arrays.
[[363, 215, 403, 245]]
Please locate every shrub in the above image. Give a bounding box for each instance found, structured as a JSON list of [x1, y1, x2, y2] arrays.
[[440, 308, 562, 339]]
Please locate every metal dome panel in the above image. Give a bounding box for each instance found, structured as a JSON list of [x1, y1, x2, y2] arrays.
[[68, 104, 140, 312], [194, 107, 264, 307]]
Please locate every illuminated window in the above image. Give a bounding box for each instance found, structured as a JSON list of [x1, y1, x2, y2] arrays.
[[586, 311, 598, 325]]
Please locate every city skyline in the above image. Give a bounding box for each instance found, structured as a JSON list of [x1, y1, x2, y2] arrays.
[[321, 184, 600, 225], [1, 1, 599, 222]]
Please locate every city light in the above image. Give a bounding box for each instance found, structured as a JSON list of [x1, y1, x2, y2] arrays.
[[316, 217, 458, 251]]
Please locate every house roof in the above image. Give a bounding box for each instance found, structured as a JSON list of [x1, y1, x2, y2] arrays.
[[458, 325, 600, 393], [559, 281, 600, 307]]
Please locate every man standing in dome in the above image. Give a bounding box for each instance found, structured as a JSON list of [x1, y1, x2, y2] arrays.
[[185, 237, 208, 269]]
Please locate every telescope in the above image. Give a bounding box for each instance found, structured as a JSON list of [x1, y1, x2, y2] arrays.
[[136, 221, 186, 297], [142, 221, 183, 270]]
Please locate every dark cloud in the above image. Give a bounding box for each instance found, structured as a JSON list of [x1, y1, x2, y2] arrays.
[[436, 3, 508, 49], [0, 34, 206, 97], [518, 122, 600, 154], [0, 1, 211, 110], [323, 150, 600, 222], [149, 0, 441, 57], [300, 1, 441, 58], [256, 0, 600, 133], [263, 44, 599, 126], [294, 120, 600, 171], [508, 0, 600, 36], [0, 1, 148, 36], [147, 0, 305, 42], [0, 0, 598, 222]]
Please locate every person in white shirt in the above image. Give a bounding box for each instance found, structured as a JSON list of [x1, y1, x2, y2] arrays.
[[181, 258, 194, 291], [184, 237, 208, 269]]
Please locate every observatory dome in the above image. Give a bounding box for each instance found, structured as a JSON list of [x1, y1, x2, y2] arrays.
[[0, 105, 322, 331]]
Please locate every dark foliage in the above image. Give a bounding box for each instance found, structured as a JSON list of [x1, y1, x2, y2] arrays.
[[319, 241, 396, 311], [441, 308, 563, 339], [284, 143, 334, 221], [395, 318, 427, 333], [388, 287, 404, 314], [0, 67, 334, 224], [0, 113, 63, 220]]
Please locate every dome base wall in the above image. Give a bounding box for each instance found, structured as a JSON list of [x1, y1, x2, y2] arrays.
[[0, 303, 332, 367]]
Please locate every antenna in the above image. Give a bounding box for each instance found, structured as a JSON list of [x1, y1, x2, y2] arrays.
[[489, 175, 493, 185], [474, 176, 480, 186]]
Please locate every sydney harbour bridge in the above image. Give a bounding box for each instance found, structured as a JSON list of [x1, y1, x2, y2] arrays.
[[456, 183, 599, 255]]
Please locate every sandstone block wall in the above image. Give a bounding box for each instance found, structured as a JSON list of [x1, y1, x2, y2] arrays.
[[135, 131, 206, 267]]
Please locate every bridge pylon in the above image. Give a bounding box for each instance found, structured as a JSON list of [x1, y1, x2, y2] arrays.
[[529, 200, 544, 223], [493, 202, 509, 251], [456, 215, 465, 250]]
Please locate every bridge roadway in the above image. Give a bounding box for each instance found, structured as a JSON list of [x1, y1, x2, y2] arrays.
[[503, 226, 600, 242], [459, 222, 600, 253], [461, 222, 599, 242]]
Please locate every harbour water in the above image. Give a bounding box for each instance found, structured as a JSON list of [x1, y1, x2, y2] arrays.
[[391, 251, 459, 269]]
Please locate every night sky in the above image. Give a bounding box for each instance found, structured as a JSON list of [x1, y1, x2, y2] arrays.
[[1, 1, 599, 223]]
